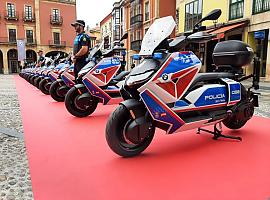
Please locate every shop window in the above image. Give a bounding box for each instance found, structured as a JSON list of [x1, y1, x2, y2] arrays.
[[7, 3, 15, 18], [229, 0, 244, 20], [176, 8, 179, 33], [185, 0, 202, 32], [253, 0, 270, 14]]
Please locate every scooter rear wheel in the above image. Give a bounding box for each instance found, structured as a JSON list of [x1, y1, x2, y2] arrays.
[[106, 105, 155, 157], [65, 87, 98, 118]]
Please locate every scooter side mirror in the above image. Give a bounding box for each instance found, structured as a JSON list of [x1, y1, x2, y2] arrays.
[[193, 9, 222, 30], [120, 33, 128, 41]]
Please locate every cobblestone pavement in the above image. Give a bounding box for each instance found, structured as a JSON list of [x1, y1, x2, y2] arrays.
[[0, 75, 33, 200], [243, 81, 270, 118]]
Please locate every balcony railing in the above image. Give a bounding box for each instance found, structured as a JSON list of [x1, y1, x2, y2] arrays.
[[23, 13, 35, 22], [50, 15, 63, 25], [4, 11, 19, 20], [26, 39, 37, 46], [49, 40, 66, 48], [130, 14, 143, 27], [131, 40, 142, 51], [0, 37, 17, 45]]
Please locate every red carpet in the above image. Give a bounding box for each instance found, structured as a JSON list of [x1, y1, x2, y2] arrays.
[[15, 75, 270, 200]]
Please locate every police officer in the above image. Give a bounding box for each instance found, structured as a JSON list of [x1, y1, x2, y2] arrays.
[[37, 50, 45, 67], [71, 20, 90, 78]]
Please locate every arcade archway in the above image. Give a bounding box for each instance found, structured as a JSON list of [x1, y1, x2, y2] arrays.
[[7, 49, 18, 73], [0, 50, 3, 74], [26, 50, 37, 64], [45, 51, 68, 59]]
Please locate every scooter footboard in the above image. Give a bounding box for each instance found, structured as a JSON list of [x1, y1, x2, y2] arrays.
[[140, 89, 185, 134], [82, 78, 111, 105]]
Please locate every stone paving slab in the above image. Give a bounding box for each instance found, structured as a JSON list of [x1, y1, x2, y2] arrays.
[[0, 75, 33, 200]]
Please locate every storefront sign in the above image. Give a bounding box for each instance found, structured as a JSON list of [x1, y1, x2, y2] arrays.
[[254, 31, 265, 40]]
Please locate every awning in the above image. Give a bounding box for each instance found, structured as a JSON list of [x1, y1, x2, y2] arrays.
[[209, 22, 247, 40]]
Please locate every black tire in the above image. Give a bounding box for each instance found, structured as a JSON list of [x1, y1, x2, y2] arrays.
[[34, 77, 42, 88], [106, 105, 155, 157], [65, 87, 98, 118], [39, 79, 50, 95], [49, 80, 65, 102], [223, 85, 253, 130], [30, 76, 35, 85]]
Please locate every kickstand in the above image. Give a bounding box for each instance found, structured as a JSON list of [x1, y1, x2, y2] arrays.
[[197, 122, 242, 141]]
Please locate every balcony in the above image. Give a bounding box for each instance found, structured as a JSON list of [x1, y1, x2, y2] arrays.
[[130, 14, 143, 28], [23, 13, 35, 22], [4, 11, 19, 21], [26, 39, 37, 46], [131, 40, 142, 51], [0, 37, 17, 45], [50, 15, 63, 25], [49, 40, 66, 48]]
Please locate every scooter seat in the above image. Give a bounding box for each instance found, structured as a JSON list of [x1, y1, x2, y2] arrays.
[[112, 71, 130, 82], [189, 72, 234, 90]]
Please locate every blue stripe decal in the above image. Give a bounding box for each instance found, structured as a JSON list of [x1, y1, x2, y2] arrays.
[[82, 78, 111, 104], [141, 90, 185, 134]]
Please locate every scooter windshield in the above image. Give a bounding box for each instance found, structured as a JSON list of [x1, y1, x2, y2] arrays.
[[139, 16, 176, 56]]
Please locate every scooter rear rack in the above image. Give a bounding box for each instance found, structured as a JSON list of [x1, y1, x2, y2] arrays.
[[197, 122, 242, 141]]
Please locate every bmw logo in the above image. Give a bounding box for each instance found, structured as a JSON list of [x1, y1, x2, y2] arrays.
[[95, 69, 100, 73], [162, 74, 169, 81]]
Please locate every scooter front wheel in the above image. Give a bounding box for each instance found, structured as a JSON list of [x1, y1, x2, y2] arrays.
[[106, 104, 155, 157], [39, 79, 50, 95], [49, 80, 65, 102], [65, 87, 98, 118]]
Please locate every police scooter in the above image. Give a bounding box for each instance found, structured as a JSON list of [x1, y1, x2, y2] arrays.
[[105, 10, 260, 157]]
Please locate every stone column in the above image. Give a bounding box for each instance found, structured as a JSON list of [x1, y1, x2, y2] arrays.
[[266, 39, 270, 81], [35, 0, 41, 45], [2, 48, 9, 74]]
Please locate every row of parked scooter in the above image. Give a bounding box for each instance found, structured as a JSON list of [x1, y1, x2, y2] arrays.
[[19, 10, 259, 157]]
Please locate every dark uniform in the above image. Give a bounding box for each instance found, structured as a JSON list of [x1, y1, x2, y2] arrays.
[[38, 55, 45, 67], [73, 32, 90, 78]]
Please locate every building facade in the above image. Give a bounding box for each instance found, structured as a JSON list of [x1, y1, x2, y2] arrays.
[[122, 0, 176, 69], [0, 0, 76, 74], [176, 0, 270, 80], [100, 13, 113, 49]]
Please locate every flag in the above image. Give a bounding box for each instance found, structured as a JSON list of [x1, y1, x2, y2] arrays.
[[17, 40, 26, 61]]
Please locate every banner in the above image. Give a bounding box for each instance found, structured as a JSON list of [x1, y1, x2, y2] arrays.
[[17, 40, 26, 61]]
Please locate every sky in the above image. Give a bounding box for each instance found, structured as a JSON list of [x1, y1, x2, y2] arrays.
[[76, 0, 116, 28]]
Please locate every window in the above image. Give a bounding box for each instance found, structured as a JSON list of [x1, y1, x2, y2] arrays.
[[52, 9, 60, 21], [24, 5, 32, 20], [176, 8, 179, 32], [26, 30, 34, 43], [185, 0, 202, 31], [7, 3, 15, 18], [9, 29, 16, 43], [253, 0, 270, 14], [145, 1, 150, 21], [115, 9, 120, 24], [53, 32, 60, 44], [229, 0, 244, 20]]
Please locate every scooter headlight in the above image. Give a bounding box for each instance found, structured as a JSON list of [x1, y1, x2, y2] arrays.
[[126, 71, 153, 87]]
